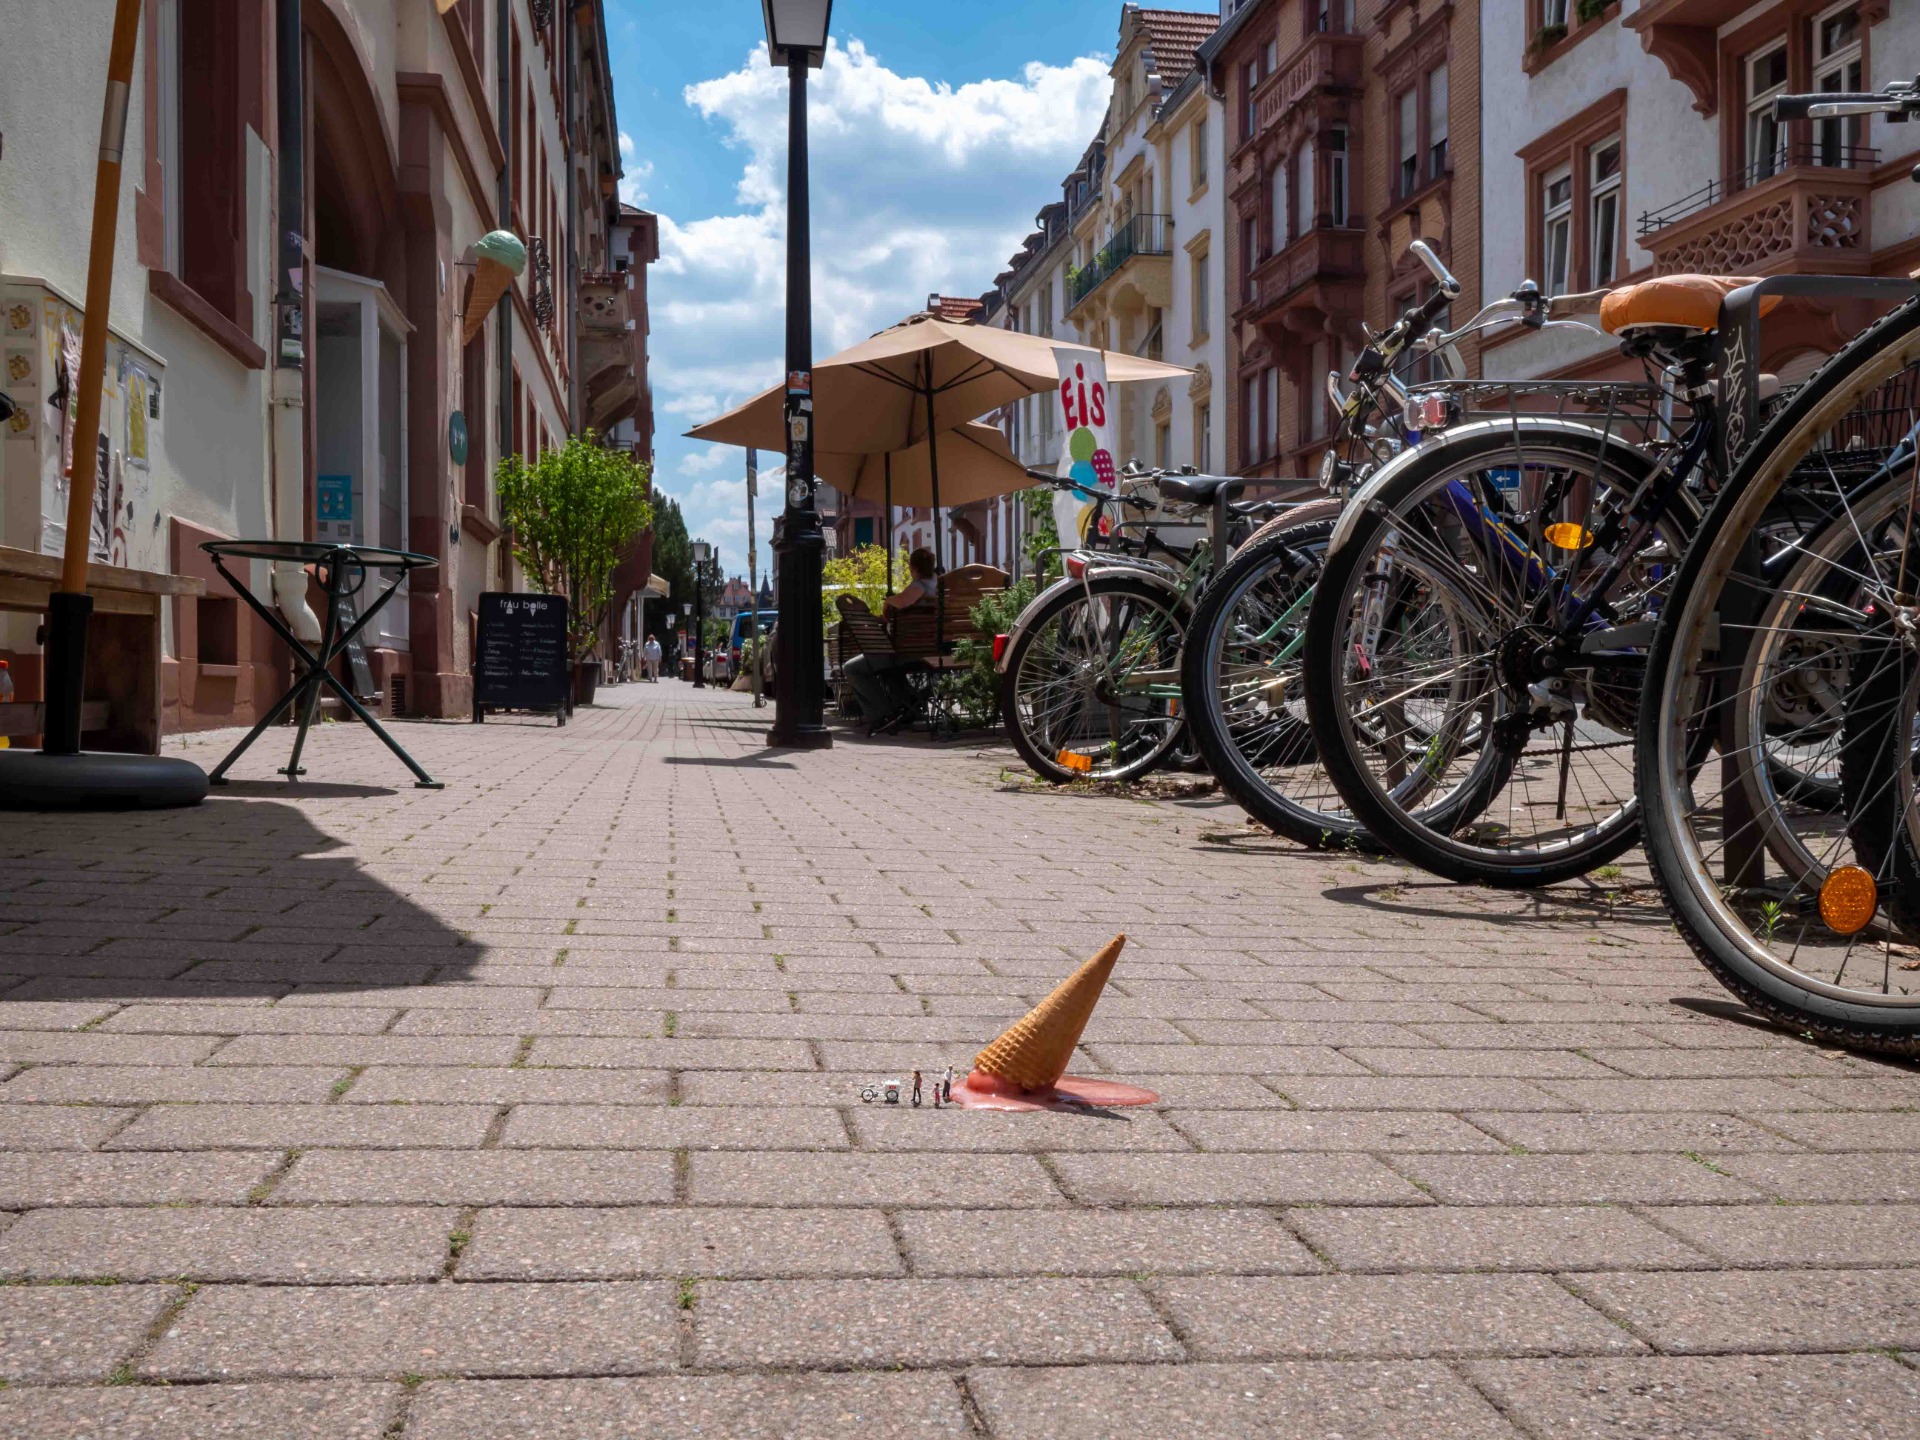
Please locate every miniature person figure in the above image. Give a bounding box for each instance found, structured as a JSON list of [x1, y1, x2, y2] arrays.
[[911, 1070, 923, 1107], [932, 1081, 943, 1109], [943, 1066, 955, 1103]]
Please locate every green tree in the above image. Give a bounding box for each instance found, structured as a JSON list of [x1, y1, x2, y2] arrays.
[[820, 543, 915, 635], [496, 434, 653, 665], [650, 494, 692, 637]]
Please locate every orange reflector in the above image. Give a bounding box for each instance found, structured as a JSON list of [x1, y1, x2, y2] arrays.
[[1057, 750, 1093, 773], [1818, 865, 1878, 936], [1544, 522, 1593, 550]]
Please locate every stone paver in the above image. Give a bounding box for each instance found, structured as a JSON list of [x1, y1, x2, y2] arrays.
[[5, 681, 1919, 1433], [1464, 1354, 1920, 1438], [969, 1362, 1522, 1439], [407, 1375, 972, 1439], [145, 1282, 681, 1379], [0, 1382, 399, 1439]]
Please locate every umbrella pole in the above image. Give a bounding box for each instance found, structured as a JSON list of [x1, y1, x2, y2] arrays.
[[884, 456, 893, 592], [46, 0, 145, 752], [924, 357, 944, 653]]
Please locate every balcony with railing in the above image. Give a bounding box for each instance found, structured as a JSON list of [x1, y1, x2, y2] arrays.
[[1068, 214, 1174, 309], [1251, 29, 1364, 139], [1638, 145, 1879, 276], [1242, 226, 1365, 329]]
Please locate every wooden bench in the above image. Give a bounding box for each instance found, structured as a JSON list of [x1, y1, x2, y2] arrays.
[[0, 544, 204, 754], [830, 566, 1009, 734]]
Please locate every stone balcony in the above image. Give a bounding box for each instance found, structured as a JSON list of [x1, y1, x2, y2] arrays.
[[1638, 149, 1878, 277], [578, 270, 644, 432], [1253, 29, 1364, 138], [579, 269, 636, 336], [1067, 213, 1173, 316], [1241, 226, 1366, 336]]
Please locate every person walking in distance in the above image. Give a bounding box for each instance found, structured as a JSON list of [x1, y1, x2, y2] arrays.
[[643, 634, 662, 682]]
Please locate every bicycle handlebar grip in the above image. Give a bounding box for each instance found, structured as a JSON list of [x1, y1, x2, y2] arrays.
[[1772, 92, 1884, 121], [1547, 289, 1610, 319]]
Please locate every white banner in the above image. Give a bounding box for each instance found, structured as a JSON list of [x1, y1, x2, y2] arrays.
[[1051, 346, 1118, 549]]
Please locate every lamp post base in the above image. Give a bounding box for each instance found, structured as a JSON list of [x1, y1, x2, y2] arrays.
[[0, 750, 209, 810], [768, 505, 832, 752], [765, 723, 834, 750]]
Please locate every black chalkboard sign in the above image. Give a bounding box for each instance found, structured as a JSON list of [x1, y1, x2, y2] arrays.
[[473, 591, 569, 725]]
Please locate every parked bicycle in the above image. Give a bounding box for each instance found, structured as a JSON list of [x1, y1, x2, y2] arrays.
[[1634, 76, 1920, 1053], [995, 466, 1314, 784]]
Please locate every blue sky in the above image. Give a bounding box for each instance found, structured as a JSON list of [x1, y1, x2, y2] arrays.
[[603, 0, 1218, 580]]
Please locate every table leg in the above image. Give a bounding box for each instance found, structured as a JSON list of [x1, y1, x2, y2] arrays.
[[281, 568, 345, 780]]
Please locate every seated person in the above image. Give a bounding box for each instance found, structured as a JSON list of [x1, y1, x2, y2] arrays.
[[845, 547, 937, 734]]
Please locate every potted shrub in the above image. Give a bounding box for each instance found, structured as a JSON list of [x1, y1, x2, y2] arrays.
[[495, 434, 652, 706]]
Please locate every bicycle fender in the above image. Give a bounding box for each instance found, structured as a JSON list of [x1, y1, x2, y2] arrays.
[[1324, 417, 1665, 557]]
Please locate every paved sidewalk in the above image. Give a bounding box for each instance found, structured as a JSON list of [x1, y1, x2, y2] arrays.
[[2, 679, 1918, 1437]]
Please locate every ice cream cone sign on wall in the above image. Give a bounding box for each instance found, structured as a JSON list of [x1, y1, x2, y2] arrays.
[[461, 231, 527, 346], [973, 934, 1126, 1091]]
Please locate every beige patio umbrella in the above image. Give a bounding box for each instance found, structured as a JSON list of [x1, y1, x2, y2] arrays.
[[813, 423, 1031, 589], [688, 315, 1189, 584]]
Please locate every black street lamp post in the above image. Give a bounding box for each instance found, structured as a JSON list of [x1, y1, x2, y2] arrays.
[[691, 541, 711, 690], [763, 0, 832, 749]]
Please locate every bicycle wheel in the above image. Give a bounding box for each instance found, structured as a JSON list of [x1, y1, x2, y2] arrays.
[[1000, 572, 1187, 784], [1304, 426, 1691, 886], [1639, 296, 1920, 1052], [1182, 512, 1371, 847]]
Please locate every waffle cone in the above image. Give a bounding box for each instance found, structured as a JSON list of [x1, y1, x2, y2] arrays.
[[972, 934, 1125, 1090], [461, 256, 515, 345]]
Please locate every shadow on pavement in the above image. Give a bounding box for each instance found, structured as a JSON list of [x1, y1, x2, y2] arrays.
[[661, 755, 797, 769], [213, 780, 400, 799], [0, 796, 479, 999], [1316, 878, 1673, 929]]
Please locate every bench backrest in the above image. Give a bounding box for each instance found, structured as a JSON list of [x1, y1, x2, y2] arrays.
[[891, 564, 1010, 655]]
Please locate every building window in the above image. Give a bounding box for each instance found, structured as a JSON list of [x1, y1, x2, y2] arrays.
[[150, 0, 249, 327], [1243, 373, 1261, 463], [1243, 62, 1259, 139], [1327, 127, 1348, 226], [1263, 368, 1279, 457], [1427, 65, 1450, 181], [1314, 0, 1356, 32], [1588, 136, 1622, 287], [1396, 88, 1419, 197], [1302, 342, 1330, 442], [1242, 216, 1259, 277], [1295, 137, 1316, 237], [1746, 41, 1790, 180], [1155, 420, 1172, 470], [1196, 402, 1211, 471], [1542, 165, 1573, 296], [1270, 161, 1288, 254], [1192, 249, 1210, 338], [1192, 115, 1209, 189], [1542, 0, 1569, 25], [1812, 4, 1865, 167]]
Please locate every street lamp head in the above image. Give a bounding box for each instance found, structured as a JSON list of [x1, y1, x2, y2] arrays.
[[683, 603, 693, 616], [762, 0, 831, 67], [692, 540, 712, 564]]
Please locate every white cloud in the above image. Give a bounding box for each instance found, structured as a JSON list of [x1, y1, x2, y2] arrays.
[[643, 38, 1111, 574], [616, 131, 654, 204]]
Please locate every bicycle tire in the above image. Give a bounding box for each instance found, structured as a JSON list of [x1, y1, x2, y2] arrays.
[[1638, 293, 1920, 1052], [1305, 427, 1683, 887], [999, 572, 1189, 785], [1181, 514, 1376, 848]]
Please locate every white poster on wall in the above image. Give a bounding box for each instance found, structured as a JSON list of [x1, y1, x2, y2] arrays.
[[1051, 346, 1118, 550]]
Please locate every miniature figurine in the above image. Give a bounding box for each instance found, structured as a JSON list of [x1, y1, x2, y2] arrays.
[[883, 1078, 901, 1105], [942, 1066, 955, 1103], [911, 1070, 923, 1107], [933, 1082, 943, 1109]]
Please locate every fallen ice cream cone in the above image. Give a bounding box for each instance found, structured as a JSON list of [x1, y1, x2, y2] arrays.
[[460, 231, 527, 345], [972, 934, 1125, 1091]]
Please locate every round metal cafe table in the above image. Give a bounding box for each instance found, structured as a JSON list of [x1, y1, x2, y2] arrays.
[[200, 540, 443, 789]]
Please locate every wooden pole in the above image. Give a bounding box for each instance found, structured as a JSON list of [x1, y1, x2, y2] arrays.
[[60, 0, 144, 594]]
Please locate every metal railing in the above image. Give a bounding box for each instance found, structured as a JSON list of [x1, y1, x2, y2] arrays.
[[1068, 214, 1173, 306], [1638, 144, 1879, 237]]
